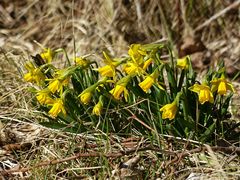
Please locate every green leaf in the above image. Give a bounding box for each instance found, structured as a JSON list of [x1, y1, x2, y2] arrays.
[[165, 63, 177, 97], [199, 122, 215, 142], [221, 93, 233, 118]]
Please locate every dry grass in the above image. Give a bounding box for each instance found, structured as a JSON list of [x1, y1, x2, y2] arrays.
[[0, 0, 240, 179]]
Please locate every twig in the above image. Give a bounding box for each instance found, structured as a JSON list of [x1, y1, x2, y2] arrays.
[[0, 146, 174, 175], [1, 145, 239, 175], [194, 0, 240, 32], [126, 109, 156, 132]]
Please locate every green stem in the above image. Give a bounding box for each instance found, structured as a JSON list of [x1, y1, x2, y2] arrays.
[[219, 95, 224, 137], [178, 69, 185, 91], [195, 100, 199, 134]]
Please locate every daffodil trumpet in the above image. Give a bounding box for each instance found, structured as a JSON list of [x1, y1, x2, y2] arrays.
[[189, 83, 214, 104], [36, 89, 54, 105], [160, 92, 182, 120], [92, 96, 104, 116], [74, 57, 90, 68], [23, 61, 45, 85], [109, 75, 131, 101], [40, 48, 54, 64], [177, 56, 190, 70], [211, 75, 235, 96], [138, 68, 164, 93], [46, 67, 79, 94], [128, 44, 147, 65], [48, 98, 66, 118], [94, 51, 122, 78], [79, 77, 108, 104]]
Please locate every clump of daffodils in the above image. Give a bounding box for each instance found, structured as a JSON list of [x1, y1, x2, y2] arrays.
[[23, 43, 235, 141]]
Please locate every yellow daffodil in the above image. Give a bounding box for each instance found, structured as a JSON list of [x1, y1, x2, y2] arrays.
[[211, 77, 235, 96], [160, 101, 177, 120], [24, 61, 35, 72], [48, 78, 69, 94], [109, 75, 131, 101], [96, 51, 121, 78], [110, 85, 129, 101], [139, 76, 155, 93], [139, 68, 164, 93], [123, 58, 152, 76], [78, 77, 108, 105], [48, 79, 61, 93], [24, 70, 42, 83], [92, 103, 102, 116], [123, 62, 142, 75], [177, 56, 189, 70], [47, 69, 70, 94], [48, 99, 66, 118], [24, 61, 45, 85], [189, 84, 214, 104], [124, 45, 151, 76], [79, 91, 92, 105], [75, 57, 89, 67], [98, 65, 114, 77], [36, 89, 54, 105], [128, 44, 147, 65], [40, 48, 54, 63], [92, 96, 104, 116], [143, 58, 153, 70]]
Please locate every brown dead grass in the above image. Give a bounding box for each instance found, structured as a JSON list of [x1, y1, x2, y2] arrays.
[[0, 0, 240, 179]]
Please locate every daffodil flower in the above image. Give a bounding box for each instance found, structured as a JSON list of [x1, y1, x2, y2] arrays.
[[123, 62, 143, 75], [109, 75, 131, 101], [24, 69, 44, 85], [142, 58, 153, 70], [92, 96, 104, 116], [24, 61, 45, 85], [139, 76, 155, 93], [124, 44, 150, 76], [95, 52, 121, 78], [48, 79, 61, 93], [177, 56, 189, 70], [123, 44, 153, 76], [110, 84, 129, 101], [36, 89, 54, 105], [211, 77, 235, 96], [79, 91, 92, 105], [138, 68, 164, 93], [160, 101, 177, 120], [40, 48, 54, 63], [48, 99, 66, 118], [189, 84, 214, 104], [47, 69, 71, 94], [48, 78, 69, 94], [98, 65, 115, 77], [79, 77, 108, 105], [128, 44, 147, 65], [160, 92, 182, 120], [123, 58, 153, 76], [74, 57, 89, 67]]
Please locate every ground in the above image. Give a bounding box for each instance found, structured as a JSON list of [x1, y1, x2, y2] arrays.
[[0, 0, 240, 179]]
